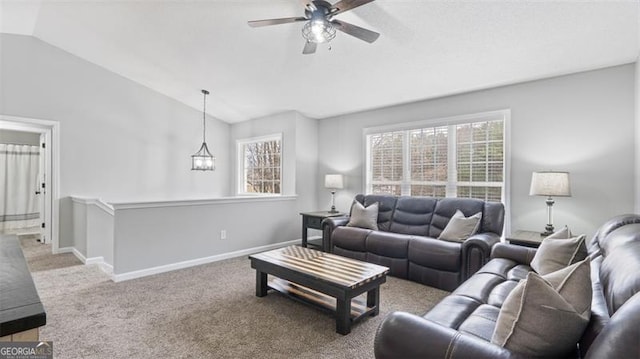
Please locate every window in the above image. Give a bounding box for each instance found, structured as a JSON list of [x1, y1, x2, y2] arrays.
[[237, 134, 282, 195], [366, 112, 507, 202]]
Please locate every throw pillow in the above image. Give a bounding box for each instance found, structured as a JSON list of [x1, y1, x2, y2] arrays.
[[437, 209, 482, 242], [346, 201, 379, 230], [530, 229, 588, 275], [542, 258, 592, 316], [547, 225, 572, 239], [491, 272, 590, 357]]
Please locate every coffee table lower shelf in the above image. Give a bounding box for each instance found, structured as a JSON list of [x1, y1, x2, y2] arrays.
[[268, 278, 377, 321]]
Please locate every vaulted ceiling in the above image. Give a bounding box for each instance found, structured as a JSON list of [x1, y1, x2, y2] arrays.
[[1, 1, 638, 123]]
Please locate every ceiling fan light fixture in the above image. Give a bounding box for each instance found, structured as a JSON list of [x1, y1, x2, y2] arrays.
[[302, 19, 336, 44]]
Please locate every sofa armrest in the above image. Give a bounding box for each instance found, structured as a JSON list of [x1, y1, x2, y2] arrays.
[[490, 242, 537, 265], [461, 232, 501, 280], [374, 311, 524, 359], [321, 216, 350, 252]]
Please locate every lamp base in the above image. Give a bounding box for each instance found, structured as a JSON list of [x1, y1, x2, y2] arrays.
[[540, 224, 555, 237], [328, 205, 338, 214]]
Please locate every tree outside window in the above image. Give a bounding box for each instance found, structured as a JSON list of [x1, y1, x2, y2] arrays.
[[238, 134, 282, 195]]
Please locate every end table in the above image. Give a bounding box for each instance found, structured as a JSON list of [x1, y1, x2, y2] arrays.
[[300, 211, 346, 251], [507, 230, 544, 248]]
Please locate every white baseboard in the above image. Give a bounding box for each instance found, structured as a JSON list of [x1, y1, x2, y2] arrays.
[[57, 246, 87, 263], [112, 239, 299, 282], [56, 247, 113, 275]]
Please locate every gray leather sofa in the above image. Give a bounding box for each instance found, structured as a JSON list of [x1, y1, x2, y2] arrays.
[[374, 214, 640, 359], [322, 194, 505, 291]]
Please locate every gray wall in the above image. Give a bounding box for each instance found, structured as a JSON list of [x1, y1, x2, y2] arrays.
[[318, 64, 636, 237], [0, 34, 231, 202], [229, 111, 319, 212], [112, 197, 298, 274], [1, 34, 231, 248], [0, 129, 40, 145]]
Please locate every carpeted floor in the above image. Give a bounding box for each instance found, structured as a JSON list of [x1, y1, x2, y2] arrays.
[[18, 236, 449, 359]]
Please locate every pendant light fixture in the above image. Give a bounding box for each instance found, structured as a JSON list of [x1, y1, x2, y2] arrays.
[[191, 89, 215, 171]]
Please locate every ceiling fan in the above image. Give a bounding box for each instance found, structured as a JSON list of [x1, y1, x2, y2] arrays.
[[248, 0, 380, 55]]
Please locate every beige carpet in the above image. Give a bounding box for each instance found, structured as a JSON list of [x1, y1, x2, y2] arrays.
[[19, 237, 449, 359]]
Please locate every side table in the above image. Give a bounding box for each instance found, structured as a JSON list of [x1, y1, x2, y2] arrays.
[[507, 230, 544, 248], [300, 211, 346, 251]]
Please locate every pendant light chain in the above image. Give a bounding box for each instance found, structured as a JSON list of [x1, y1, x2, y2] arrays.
[[202, 89, 208, 143]]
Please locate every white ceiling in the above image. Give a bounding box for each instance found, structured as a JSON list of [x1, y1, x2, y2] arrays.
[[1, 1, 639, 123]]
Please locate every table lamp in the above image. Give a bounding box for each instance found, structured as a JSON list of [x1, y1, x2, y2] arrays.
[[325, 174, 344, 213], [529, 171, 571, 236]]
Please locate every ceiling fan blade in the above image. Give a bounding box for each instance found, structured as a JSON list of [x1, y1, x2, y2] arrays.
[[302, 41, 317, 55], [248, 17, 307, 27], [331, 19, 380, 43], [330, 0, 375, 16]]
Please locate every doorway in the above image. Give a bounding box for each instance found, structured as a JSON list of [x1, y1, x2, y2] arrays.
[[0, 115, 59, 252]]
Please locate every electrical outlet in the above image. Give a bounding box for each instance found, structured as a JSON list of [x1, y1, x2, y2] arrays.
[[220, 230, 227, 240]]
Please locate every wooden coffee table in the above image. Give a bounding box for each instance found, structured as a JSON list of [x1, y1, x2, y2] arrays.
[[249, 246, 389, 335]]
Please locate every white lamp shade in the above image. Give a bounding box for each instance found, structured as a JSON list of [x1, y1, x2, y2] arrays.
[[325, 174, 344, 189], [529, 171, 571, 197]]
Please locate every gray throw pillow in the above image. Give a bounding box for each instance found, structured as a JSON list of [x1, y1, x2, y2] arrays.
[[530, 229, 587, 275], [542, 258, 592, 317], [437, 209, 482, 242], [346, 201, 379, 230], [491, 272, 590, 357]]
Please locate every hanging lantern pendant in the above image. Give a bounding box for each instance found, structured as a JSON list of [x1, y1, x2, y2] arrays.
[[191, 89, 216, 171]]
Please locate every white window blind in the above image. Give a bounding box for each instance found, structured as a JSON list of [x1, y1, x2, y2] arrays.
[[365, 114, 506, 202]]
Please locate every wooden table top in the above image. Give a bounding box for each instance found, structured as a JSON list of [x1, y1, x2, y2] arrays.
[[0, 235, 46, 336], [299, 211, 347, 218], [250, 246, 389, 289]]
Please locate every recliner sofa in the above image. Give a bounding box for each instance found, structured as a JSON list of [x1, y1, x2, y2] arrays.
[[374, 214, 640, 358], [322, 194, 505, 291]]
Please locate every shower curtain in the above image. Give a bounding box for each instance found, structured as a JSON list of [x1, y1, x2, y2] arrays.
[[0, 144, 40, 231]]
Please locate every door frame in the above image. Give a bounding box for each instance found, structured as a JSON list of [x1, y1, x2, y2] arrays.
[[0, 115, 60, 252]]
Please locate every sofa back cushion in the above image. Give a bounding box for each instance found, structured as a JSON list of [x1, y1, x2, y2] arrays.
[[388, 196, 437, 236], [599, 239, 640, 316], [581, 215, 640, 357], [355, 194, 397, 232], [355, 194, 505, 236], [429, 198, 484, 238]]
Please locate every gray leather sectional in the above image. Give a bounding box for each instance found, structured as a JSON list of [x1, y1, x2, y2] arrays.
[[374, 214, 640, 358], [322, 194, 505, 291]]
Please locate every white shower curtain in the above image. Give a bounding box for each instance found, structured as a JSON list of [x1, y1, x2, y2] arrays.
[[0, 144, 40, 231]]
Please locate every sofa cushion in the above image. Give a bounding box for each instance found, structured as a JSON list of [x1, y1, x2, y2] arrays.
[[476, 258, 531, 282], [408, 236, 461, 272], [491, 272, 590, 357], [457, 304, 500, 341], [346, 201, 379, 230], [331, 226, 371, 252], [388, 196, 436, 236], [437, 209, 482, 242], [452, 272, 505, 304], [423, 295, 481, 329], [365, 231, 410, 258], [531, 231, 588, 275]]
